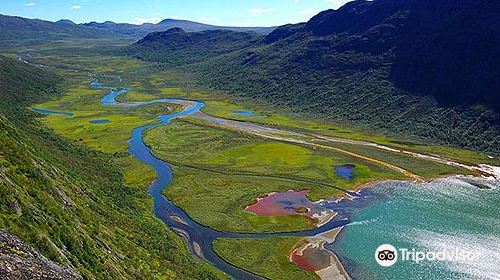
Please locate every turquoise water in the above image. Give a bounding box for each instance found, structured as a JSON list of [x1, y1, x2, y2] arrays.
[[231, 110, 266, 117], [330, 178, 500, 280]]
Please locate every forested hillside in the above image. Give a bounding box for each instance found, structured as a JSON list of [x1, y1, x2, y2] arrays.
[[127, 0, 500, 155], [0, 56, 224, 279], [125, 28, 261, 66]]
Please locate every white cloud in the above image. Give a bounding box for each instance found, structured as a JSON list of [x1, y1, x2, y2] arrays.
[[131, 17, 162, 25], [70, 5, 81, 10], [248, 7, 275, 16], [25, 2, 35, 7]]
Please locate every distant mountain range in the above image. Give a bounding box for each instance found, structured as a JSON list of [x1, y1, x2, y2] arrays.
[[0, 13, 275, 44], [0, 14, 117, 42], [83, 19, 275, 37], [128, 0, 500, 154]]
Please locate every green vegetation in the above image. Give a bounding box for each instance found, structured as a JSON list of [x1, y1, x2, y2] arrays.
[[0, 14, 119, 46], [123, 2, 500, 157], [123, 29, 261, 66], [3, 7, 498, 280], [167, 167, 317, 233], [144, 120, 401, 193], [3, 36, 496, 280], [154, 70, 500, 167], [0, 56, 225, 279], [213, 237, 315, 280], [320, 142, 475, 178], [37, 80, 180, 153]]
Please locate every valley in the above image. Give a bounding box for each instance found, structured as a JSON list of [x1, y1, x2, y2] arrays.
[[1, 1, 499, 279], [13, 45, 498, 279]]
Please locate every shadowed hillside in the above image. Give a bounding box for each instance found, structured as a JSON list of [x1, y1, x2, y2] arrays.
[[126, 0, 500, 155], [125, 28, 262, 65]]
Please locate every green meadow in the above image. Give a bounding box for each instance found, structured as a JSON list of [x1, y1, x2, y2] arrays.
[[0, 53, 226, 279], [144, 120, 401, 190], [213, 237, 314, 280], [35, 80, 181, 153], [167, 166, 317, 233], [148, 70, 500, 167], [21, 50, 497, 280]]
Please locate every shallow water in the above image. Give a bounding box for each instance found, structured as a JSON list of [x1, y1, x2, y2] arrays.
[[231, 110, 266, 117], [245, 190, 319, 216], [95, 83, 352, 279], [329, 178, 500, 280], [335, 164, 355, 180], [89, 119, 109, 124], [58, 79, 499, 280]]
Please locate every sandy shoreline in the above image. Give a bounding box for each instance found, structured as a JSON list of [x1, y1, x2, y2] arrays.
[[290, 227, 349, 280]]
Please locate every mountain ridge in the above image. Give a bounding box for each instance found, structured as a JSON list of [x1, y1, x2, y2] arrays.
[[0, 14, 118, 42], [0, 13, 274, 45], [126, 0, 500, 155], [83, 18, 275, 37]]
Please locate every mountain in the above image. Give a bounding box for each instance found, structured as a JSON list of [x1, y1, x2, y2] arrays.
[[125, 27, 262, 65], [83, 18, 275, 37], [0, 14, 118, 43], [125, 0, 500, 154], [292, 0, 500, 110], [56, 19, 76, 25], [0, 56, 224, 279]]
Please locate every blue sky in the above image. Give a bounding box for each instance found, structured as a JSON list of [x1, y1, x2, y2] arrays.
[[0, 0, 352, 26]]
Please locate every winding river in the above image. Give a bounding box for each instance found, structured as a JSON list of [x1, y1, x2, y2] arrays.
[[98, 85, 354, 279], [34, 79, 500, 280]]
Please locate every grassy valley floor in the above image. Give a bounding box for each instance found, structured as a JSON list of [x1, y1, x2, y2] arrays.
[[10, 45, 498, 279]]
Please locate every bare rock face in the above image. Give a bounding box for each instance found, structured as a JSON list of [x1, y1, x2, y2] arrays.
[[0, 230, 81, 280]]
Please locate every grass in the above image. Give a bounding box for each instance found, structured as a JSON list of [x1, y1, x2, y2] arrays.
[[387, 141, 500, 166], [167, 166, 319, 233], [16, 49, 498, 279], [34, 79, 181, 153], [117, 90, 158, 102], [144, 119, 402, 233], [320, 141, 476, 178], [145, 119, 402, 195], [213, 237, 316, 280], [150, 70, 500, 166]]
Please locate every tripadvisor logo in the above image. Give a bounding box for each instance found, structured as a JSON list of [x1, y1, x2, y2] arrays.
[[375, 244, 398, 267], [375, 244, 480, 267]]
